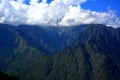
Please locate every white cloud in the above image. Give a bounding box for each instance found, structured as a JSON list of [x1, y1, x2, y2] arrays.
[[0, 0, 120, 27], [60, 0, 87, 4], [42, 0, 47, 3], [30, 0, 38, 4]]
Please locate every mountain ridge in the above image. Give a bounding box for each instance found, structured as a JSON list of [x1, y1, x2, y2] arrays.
[[0, 24, 120, 80]]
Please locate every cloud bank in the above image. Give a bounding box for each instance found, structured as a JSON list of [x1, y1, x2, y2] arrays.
[[0, 0, 120, 27]]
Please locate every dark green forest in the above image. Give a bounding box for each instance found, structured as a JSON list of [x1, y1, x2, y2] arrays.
[[0, 24, 120, 80]]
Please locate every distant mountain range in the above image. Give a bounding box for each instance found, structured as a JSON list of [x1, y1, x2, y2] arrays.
[[0, 24, 120, 80]]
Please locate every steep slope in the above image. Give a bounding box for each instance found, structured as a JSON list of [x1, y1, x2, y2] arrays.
[[0, 24, 120, 80], [17, 25, 85, 53], [22, 24, 120, 80], [0, 24, 45, 77]]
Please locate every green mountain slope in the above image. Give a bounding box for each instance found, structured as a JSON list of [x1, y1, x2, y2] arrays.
[[22, 44, 120, 80], [0, 24, 120, 80], [20, 24, 120, 80], [17, 25, 85, 53], [0, 24, 45, 77]]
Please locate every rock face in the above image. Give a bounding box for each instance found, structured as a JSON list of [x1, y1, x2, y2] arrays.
[[0, 24, 120, 80]]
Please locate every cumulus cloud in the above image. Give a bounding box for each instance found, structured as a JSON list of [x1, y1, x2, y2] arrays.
[[0, 0, 120, 27]]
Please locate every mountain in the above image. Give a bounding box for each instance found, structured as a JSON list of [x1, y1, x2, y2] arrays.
[[16, 25, 85, 53], [0, 24, 45, 77], [20, 24, 120, 80], [0, 24, 120, 80]]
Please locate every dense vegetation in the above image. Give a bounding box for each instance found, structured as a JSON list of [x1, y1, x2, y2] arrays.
[[0, 71, 18, 80], [0, 24, 120, 80]]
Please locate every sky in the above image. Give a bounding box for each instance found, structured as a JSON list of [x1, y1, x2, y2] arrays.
[[0, 0, 120, 27], [81, 0, 120, 17]]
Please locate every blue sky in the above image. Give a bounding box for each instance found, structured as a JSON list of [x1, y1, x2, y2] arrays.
[[24, 0, 120, 17], [22, 0, 120, 17], [46, 0, 120, 17], [81, 0, 120, 17]]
